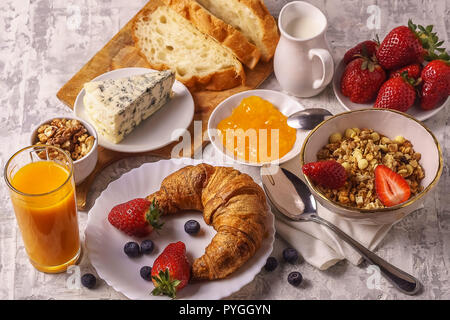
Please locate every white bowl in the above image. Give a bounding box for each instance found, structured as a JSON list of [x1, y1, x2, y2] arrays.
[[30, 116, 98, 185], [332, 59, 449, 122], [207, 89, 308, 167], [300, 108, 443, 225]]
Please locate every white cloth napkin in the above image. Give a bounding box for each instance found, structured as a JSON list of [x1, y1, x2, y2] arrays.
[[275, 158, 396, 270], [202, 145, 395, 270]]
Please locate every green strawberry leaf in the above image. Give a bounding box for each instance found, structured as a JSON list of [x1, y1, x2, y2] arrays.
[[146, 198, 164, 230], [400, 71, 421, 87], [411, 19, 449, 62], [408, 19, 417, 32], [361, 60, 368, 70], [151, 269, 181, 299], [374, 34, 381, 45]]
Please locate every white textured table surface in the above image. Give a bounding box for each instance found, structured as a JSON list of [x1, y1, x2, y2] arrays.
[[0, 0, 449, 300]]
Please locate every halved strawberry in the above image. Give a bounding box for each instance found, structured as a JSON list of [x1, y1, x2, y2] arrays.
[[302, 160, 347, 189], [375, 165, 411, 207]]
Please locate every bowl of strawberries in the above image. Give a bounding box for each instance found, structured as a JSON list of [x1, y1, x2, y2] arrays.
[[299, 108, 443, 225], [333, 20, 450, 121]]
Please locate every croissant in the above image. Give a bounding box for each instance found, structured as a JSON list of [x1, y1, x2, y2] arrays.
[[146, 164, 268, 280]]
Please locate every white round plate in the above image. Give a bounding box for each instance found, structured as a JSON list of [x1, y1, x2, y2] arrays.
[[74, 67, 194, 153], [332, 59, 449, 122], [85, 158, 275, 300], [208, 89, 309, 167]]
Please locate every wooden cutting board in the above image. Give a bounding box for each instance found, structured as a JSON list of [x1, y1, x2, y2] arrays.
[[56, 0, 274, 210]]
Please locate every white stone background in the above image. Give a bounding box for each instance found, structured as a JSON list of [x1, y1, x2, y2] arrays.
[[0, 0, 449, 300]]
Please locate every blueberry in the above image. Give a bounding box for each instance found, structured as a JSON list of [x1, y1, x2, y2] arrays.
[[141, 240, 154, 254], [287, 271, 303, 287], [184, 220, 200, 235], [283, 247, 299, 264], [124, 241, 141, 258], [140, 266, 152, 281], [264, 257, 278, 272], [81, 273, 97, 289]]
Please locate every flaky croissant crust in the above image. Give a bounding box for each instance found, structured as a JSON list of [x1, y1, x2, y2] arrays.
[[146, 164, 268, 280]]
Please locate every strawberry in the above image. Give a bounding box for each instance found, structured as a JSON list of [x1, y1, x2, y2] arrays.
[[340, 57, 386, 103], [108, 198, 163, 237], [420, 59, 450, 110], [151, 241, 190, 299], [375, 165, 411, 207], [343, 40, 379, 64], [389, 63, 422, 80], [374, 72, 419, 112], [302, 160, 347, 189], [376, 20, 447, 70]]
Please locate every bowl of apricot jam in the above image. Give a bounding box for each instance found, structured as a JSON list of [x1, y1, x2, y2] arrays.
[[208, 90, 308, 166]]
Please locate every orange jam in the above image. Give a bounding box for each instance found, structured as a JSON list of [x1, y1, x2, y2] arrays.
[[217, 96, 296, 163]]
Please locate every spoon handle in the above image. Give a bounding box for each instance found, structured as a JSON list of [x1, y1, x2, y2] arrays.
[[309, 215, 421, 295]]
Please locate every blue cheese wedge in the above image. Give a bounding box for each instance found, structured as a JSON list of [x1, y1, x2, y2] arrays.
[[83, 70, 175, 144]]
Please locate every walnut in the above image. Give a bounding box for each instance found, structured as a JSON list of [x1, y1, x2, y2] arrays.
[[34, 118, 95, 161], [37, 133, 48, 143]]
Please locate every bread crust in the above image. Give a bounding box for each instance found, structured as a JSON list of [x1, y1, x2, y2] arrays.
[[198, 0, 279, 62], [162, 0, 261, 69], [236, 0, 279, 61], [131, 4, 246, 91]]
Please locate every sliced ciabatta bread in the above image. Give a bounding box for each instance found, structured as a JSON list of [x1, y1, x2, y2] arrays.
[[161, 0, 260, 69], [196, 0, 279, 62], [132, 2, 245, 91]]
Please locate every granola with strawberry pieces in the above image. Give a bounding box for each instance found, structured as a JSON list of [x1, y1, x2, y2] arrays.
[[312, 128, 424, 209]]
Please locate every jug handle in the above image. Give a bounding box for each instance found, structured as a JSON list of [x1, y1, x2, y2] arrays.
[[308, 48, 334, 90]]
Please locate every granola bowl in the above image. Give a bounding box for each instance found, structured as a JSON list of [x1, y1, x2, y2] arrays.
[[300, 108, 443, 225], [30, 116, 98, 185]]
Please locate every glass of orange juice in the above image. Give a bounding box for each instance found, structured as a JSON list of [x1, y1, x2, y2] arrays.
[[4, 145, 81, 273]]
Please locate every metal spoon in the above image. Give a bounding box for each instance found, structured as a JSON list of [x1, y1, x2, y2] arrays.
[[287, 108, 332, 130], [261, 165, 422, 296]]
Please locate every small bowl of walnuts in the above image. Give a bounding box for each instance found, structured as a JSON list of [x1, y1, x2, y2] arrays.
[[30, 116, 98, 184]]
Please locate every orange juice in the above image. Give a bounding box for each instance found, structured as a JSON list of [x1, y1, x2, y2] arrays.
[[9, 161, 80, 273]]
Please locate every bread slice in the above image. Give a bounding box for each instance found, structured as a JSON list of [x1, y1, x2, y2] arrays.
[[196, 0, 279, 62], [161, 0, 260, 69], [132, 1, 245, 91]]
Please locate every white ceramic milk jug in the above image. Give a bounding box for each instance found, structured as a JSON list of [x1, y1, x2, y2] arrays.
[[274, 1, 334, 97]]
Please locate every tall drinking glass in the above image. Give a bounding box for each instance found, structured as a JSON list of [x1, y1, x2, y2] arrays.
[[4, 145, 81, 273]]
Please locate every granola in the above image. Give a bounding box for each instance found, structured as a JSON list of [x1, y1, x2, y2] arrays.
[[35, 118, 95, 161], [316, 128, 424, 209]]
